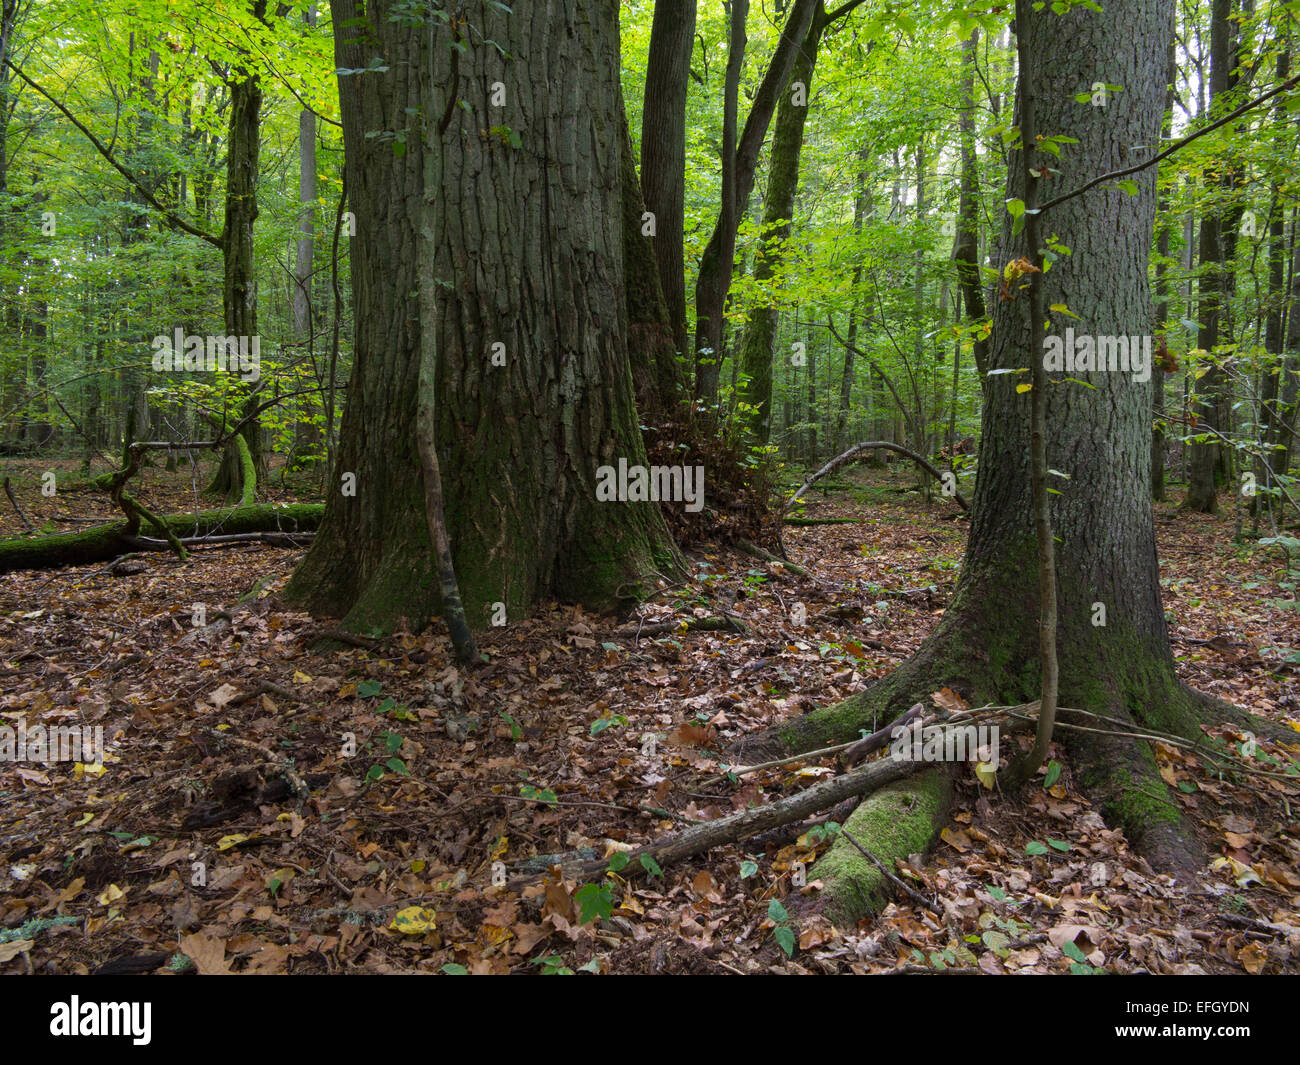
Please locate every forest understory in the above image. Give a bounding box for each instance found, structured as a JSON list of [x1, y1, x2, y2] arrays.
[[1, 459, 1297, 976]]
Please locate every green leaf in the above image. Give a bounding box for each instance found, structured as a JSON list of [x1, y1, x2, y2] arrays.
[[1047, 838, 1071, 852], [1115, 179, 1139, 196], [365, 765, 384, 783], [987, 884, 1008, 901], [385, 758, 409, 776], [774, 925, 796, 956], [440, 962, 468, 975], [575, 883, 615, 925], [357, 680, 383, 698], [1062, 940, 1088, 963], [639, 854, 664, 878], [740, 860, 759, 879], [1025, 841, 1049, 856], [767, 898, 789, 923], [1043, 761, 1062, 788], [1006, 198, 1026, 218]]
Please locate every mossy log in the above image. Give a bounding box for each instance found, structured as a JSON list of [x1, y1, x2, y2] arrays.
[[0, 503, 324, 574]]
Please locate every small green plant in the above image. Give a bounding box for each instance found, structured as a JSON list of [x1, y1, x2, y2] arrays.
[[574, 882, 615, 925], [519, 783, 557, 804], [589, 712, 628, 738], [768, 898, 796, 957], [1063, 940, 1105, 974], [499, 711, 522, 740], [532, 954, 574, 975]]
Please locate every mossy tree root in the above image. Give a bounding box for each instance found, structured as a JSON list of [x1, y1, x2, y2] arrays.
[[809, 768, 954, 926]]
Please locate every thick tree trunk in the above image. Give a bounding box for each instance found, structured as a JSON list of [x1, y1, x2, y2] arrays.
[[640, 0, 696, 358], [740, 0, 1221, 875], [286, 0, 678, 634]]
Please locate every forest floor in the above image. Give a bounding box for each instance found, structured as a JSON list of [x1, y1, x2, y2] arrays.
[[1, 457, 1298, 975]]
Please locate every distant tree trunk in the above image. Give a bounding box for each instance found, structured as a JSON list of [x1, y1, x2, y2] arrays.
[[693, 0, 818, 402], [738, 10, 824, 442], [208, 0, 267, 502], [640, 0, 696, 358], [1186, 0, 1240, 512], [837, 160, 870, 450], [287, 0, 677, 632], [1152, 17, 1176, 502], [954, 30, 989, 377]]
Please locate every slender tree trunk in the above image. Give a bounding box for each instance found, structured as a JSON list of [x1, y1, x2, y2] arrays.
[[1186, 0, 1239, 512], [738, 10, 825, 442], [640, 0, 696, 358], [692, 0, 818, 402]]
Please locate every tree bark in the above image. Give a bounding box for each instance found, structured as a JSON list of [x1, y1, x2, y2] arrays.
[[738, 11, 824, 444], [640, 0, 696, 358], [741, 0, 1214, 873], [692, 0, 818, 402], [286, 0, 678, 634]]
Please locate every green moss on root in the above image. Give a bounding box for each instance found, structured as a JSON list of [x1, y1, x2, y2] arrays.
[[810, 767, 953, 927]]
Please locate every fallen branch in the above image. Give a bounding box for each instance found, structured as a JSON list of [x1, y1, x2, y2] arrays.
[[619, 614, 749, 639], [785, 441, 970, 512], [3, 477, 33, 532]]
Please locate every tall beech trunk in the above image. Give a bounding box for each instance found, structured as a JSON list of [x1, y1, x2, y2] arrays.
[[954, 30, 990, 378], [693, 0, 818, 402], [738, 13, 824, 442], [286, 0, 677, 633], [741, 0, 1225, 873], [640, 0, 696, 358], [1186, 0, 1239, 512], [208, 2, 267, 501]]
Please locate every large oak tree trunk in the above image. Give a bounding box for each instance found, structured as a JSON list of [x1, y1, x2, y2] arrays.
[[286, 0, 677, 633]]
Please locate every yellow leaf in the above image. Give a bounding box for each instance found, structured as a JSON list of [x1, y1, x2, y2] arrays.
[[74, 762, 107, 778], [411, 859, 426, 873], [974, 761, 998, 789], [96, 884, 125, 906], [1016, 382, 1033, 393], [217, 834, 249, 851], [292, 670, 313, 685], [74, 812, 94, 827], [390, 906, 437, 934]]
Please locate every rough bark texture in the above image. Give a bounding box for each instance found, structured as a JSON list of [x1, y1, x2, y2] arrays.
[[286, 0, 677, 634], [739, 0, 1221, 874]]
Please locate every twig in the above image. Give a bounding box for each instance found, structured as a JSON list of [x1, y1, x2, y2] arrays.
[[838, 826, 936, 910]]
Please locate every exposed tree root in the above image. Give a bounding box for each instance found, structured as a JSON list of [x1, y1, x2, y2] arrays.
[[807, 767, 955, 925]]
